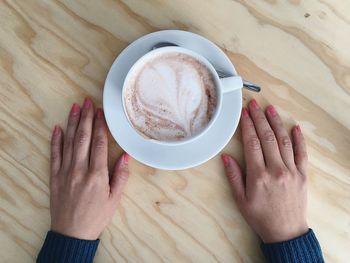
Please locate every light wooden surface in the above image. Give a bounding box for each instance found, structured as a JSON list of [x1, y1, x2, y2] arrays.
[[0, 0, 349, 262]]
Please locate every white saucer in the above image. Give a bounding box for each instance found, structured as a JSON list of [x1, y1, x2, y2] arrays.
[[103, 30, 242, 170]]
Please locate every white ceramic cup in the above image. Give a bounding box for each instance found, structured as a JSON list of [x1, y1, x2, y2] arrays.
[[122, 46, 243, 146]]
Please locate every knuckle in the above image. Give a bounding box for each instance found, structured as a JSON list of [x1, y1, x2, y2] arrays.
[[256, 170, 267, 181], [280, 136, 292, 148], [64, 137, 74, 149], [254, 175, 265, 186], [90, 165, 108, 175], [118, 170, 129, 182], [51, 151, 60, 162], [246, 121, 255, 130], [275, 167, 290, 178], [234, 194, 245, 205], [262, 130, 276, 142], [246, 136, 261, 150], [70, 163, 84, 175], [81, 109, 91, 119], [257, 115, 266, 122], [300, 173, 307, 183], [249, 169, 267, 185], [97, 174, 109, 186], [51, 138, 58, 147], [227, 170, 237, 182], [68, 115, 78, 126], [94, 136, 106, 149], [85, 176, 97, 189], [296, 146, 308, 161], [67, 174, 81, 188], [77, 130, 89, 145]]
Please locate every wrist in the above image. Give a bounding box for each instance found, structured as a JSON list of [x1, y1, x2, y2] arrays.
[[260, 223, 309, 243], [51, 225, 100, 240]]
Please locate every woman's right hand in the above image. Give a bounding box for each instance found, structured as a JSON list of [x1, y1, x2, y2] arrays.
[[222, 99, 309, 243], [50, 97, 130, 240]]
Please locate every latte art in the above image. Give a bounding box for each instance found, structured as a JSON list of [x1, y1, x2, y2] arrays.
[[124, 52, 217, 141]]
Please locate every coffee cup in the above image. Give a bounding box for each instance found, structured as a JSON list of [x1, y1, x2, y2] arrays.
[[122, 46, 243, 146]]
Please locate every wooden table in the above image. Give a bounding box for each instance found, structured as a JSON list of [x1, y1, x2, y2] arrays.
[[1, 1, 349, 262]]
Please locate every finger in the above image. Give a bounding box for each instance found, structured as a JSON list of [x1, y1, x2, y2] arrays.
[[62, 103, 80, 171], [90, 109, 108, 172], [292, 125, 308, 175], [266, 105, 295, 169], [110, 153, 130, 203], [240, 107, 265, 171], [248, 99, 283, 167], [221, 154, 246, 207], [50, 125, 63, 176], [72, 97, 94, 171]]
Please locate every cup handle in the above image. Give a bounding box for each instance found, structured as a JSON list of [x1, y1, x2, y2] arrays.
[[220, 76, 243, 93]]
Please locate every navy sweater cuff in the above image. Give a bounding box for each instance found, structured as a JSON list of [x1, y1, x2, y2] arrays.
[[261, 229, 324, 263], [37, 231, 99, 263]]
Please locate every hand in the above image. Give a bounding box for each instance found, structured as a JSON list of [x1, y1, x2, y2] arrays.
[[221, 99, 308, 243], [50, 97, 130, 240]]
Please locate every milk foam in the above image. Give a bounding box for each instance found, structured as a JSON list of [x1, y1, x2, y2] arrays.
[[124, 52, 217, 141]]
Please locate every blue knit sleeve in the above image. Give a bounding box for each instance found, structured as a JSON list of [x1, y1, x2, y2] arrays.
[[261, 229, 324, 263], [37, 231, 99, 263]]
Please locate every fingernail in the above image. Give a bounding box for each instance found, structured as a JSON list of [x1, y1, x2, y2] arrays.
[[295, 124, 301, 133], [96, 108, 104, 119], [267, 105, 277, 117], [241, 107, 249, 118], [71, 103, 80, 115], [221, 154, 230, 167], [250, 99, 259, 110], [53, 125, 60, 136], [123, 153, 130, 164], [83, 97, 92, 109]]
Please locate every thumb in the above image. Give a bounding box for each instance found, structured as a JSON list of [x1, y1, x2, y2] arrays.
[[110, 152, 130, 203], [221, 154, 246, 206]]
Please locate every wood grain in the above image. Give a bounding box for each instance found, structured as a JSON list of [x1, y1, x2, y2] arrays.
[[0, 0, 349, 262]]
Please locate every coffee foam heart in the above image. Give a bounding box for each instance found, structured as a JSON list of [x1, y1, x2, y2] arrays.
[[124, 52, 217, 141]]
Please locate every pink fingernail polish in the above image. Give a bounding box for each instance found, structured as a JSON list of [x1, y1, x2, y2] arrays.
[[250, 99, 259, 109], [53, 125, 60, 136], [83, 97, 92, 109], [295, 124, 301, 133], [96, 108, 103, 119], [71, 103, 80, 115], [267, 105, 277, 117], [123, 153, 130, 164], [221, 154, 229, 167], [242, 108, 249, 118]]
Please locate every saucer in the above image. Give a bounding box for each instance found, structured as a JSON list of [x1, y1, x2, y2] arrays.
[[103, 30, 242, 170]]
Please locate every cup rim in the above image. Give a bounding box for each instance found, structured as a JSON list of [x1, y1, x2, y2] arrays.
[[121, 46, 223, 146]]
